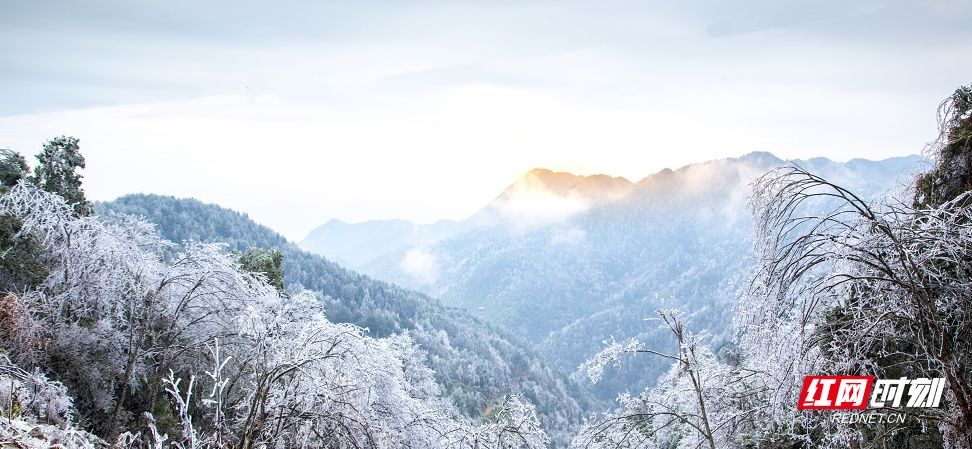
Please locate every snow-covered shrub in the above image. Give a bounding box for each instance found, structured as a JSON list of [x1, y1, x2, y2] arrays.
[[0, 354, 73, 425]]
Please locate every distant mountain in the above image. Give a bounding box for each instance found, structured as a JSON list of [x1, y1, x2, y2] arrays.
[[97, 195, 601, 445], [302, 152, 927, 398], [496, 169, 635, 205], [298, 168, 637, 270], [300, 218, 464, 268]]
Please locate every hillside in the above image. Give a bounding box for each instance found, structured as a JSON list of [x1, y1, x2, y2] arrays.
[[97, 195, 600, 445]]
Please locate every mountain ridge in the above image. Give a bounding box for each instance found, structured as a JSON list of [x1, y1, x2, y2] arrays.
[[333, 151, 926, 398], [300, 152, 923, 270]]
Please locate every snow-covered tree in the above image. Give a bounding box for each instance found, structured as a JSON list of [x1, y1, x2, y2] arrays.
[[0, 181, 550, 448], [742, 157, 972, 447], [442, 395, 548, 449], [572, 310, 766, 449], [30, 136, 92, 217]]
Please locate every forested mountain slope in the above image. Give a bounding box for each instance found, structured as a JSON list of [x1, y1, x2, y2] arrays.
[[323, 152, 925, 397], [97, 195, 599, 445]]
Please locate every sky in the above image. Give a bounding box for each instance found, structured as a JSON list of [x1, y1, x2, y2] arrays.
[[1, 0, 970, 240]]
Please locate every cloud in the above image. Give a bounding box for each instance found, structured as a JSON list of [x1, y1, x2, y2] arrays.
[[401, 247, 439, 285], [492, 172, 590, 229], [1, 0, 966, 241]]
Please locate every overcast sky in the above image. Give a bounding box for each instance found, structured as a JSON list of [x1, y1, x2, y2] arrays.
[[1, 0, 970, 240]]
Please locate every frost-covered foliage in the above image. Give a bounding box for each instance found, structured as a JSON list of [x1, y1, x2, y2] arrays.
[[576, 338, 646, 386], [742, 163, 972, 448], [443, 395, 549, 449], [722, 86, 972, 448], [0, 182, 549, 448], [572, 311, 764, 449], [0, 418, 109, 449], [0, 353, 73, 425], [915, 85, 972, 209]]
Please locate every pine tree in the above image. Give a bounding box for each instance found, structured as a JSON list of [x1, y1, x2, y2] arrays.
[[31, 136, 92, 216], [238, 247, 285, 293], [915, 85, 972, 208], [0, 149, 29, 193]]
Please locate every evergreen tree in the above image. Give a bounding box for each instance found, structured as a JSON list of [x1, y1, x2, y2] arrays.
[[0, 149, 46, 292], [0, 149, 29, 192], [31, 136, 92, 216], [238, 247, 285, 293], [915, 85, 972, 208]]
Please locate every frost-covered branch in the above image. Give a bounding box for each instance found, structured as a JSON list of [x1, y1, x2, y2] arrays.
[[573, 310, 762, 449], [743, 164, 972, 447]]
